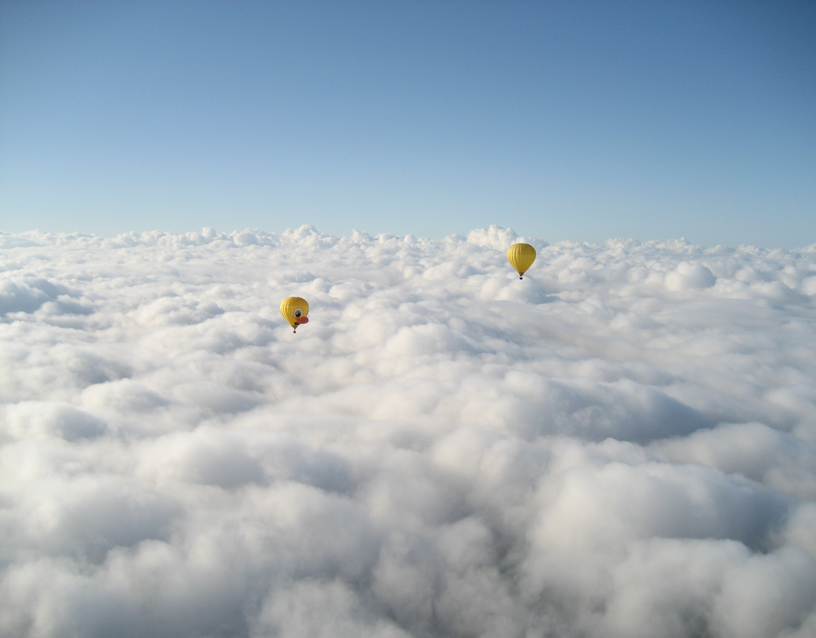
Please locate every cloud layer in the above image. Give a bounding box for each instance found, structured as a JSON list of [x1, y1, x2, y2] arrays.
[[2, 226, 816, 637]]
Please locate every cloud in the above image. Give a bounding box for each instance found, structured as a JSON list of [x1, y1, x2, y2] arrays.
[[664, 261, 716, 291], [1, 227, 815, 637], [2, 401, 108, 441]]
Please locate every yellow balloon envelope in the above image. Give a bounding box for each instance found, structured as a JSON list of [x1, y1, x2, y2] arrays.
[[507, 243, 536, 279], [280, 296, 310, 332]]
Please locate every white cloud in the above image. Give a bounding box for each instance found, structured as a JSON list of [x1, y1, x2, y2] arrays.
[[1, 227, 815, 637]]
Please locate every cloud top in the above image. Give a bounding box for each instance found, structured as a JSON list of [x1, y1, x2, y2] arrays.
[[1, 227, 815, 637]]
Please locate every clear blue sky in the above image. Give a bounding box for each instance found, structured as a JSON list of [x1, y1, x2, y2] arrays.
[[1, 1, 814, 247]]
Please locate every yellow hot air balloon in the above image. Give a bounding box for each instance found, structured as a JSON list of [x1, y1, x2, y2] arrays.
[[507, 243, 536, 279], [280, 297, 310, 333]]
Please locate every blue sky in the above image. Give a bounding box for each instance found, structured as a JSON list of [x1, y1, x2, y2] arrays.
[[1, 0, 814, 247]]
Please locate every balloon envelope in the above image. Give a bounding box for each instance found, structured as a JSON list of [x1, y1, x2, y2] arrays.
[[280, 297, 310, 329], [507, 243, 536, 278]]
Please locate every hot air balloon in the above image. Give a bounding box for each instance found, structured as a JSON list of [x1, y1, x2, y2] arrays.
[[507, 243, 536, 279], [280, 297, 310, 333]]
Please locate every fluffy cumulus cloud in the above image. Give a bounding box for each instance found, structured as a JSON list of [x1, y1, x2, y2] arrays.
[[1, 226, 816, 638]]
